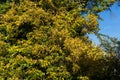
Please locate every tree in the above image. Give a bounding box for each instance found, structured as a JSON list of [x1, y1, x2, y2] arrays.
[[97, 33, 120, 55], [96, 33, 120, 80], [0, 0, 118, 79]]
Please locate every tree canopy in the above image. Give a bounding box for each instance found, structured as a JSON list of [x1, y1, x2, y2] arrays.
[[0, 0, 119, 80]]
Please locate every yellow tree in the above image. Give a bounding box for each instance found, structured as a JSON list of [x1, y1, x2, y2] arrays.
[[0, 0, 117, 79]]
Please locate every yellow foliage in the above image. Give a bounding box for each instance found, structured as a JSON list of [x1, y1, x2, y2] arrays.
[[0, 0, 117, 79]]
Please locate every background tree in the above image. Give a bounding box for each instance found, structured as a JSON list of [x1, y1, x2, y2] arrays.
[[96, 33, 120, 80]]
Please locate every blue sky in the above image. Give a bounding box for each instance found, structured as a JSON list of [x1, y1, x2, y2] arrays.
[[89, 2, 120, 44]]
